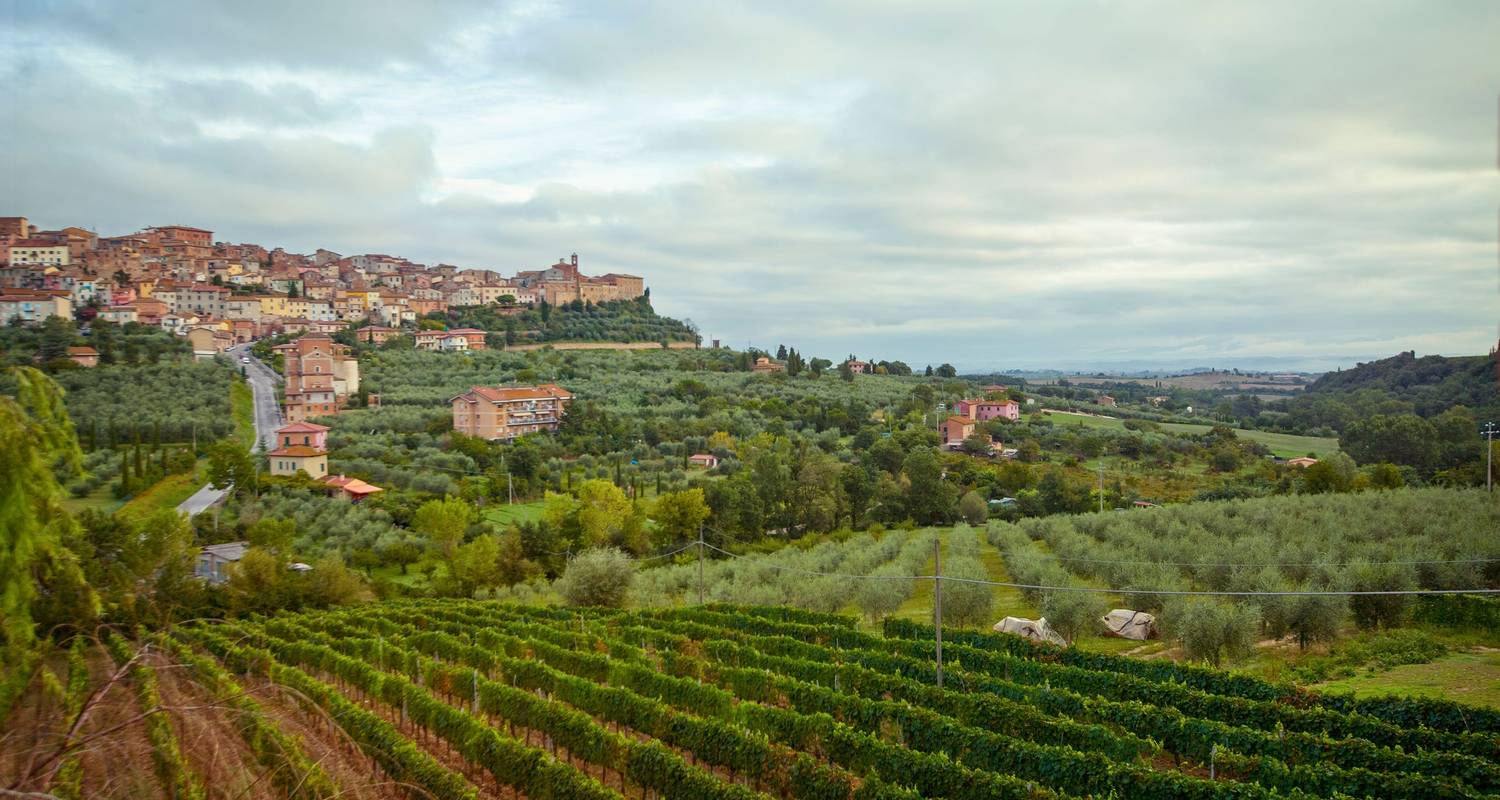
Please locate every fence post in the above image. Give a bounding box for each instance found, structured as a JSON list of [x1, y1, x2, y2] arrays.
[[934, 537, 944, 689]]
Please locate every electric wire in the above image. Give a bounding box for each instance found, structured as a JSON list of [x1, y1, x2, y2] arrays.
[[695, 543, 1500, 597]]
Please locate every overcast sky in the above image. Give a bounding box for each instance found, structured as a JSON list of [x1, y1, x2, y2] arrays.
[[4, 1, 1497, 371]]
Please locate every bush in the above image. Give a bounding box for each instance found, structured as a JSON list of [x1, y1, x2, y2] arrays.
[[1042, 590, 1104, 644], [556, 547, 635, 607], [1161, 598, 1259, 666], [956, 490, 988, 525]]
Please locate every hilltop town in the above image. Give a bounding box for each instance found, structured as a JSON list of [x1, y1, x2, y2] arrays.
[[0, 215, 645, 348]]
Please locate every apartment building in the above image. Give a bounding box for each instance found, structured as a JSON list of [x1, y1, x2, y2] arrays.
[[6, 239, 71, 266], [0, 290, 73, 324], [273, 333, 360, 422], [451, 384, 573, 441]]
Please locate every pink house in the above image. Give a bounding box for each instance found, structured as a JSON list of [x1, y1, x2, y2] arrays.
[[940, 416, 976, 445], [688, 453, 719, 469], [276, 421, 330, 450], [954, 398, 1020, 422]]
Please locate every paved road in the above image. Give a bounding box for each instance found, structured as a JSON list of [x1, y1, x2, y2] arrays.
[[176, 344, 284, 516]]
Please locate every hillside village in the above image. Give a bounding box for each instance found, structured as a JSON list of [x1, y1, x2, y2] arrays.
[[0, 215, 645, 354]]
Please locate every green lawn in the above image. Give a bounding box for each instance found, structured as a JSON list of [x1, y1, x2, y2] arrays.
[[482, 500, 547, 528], [231, 378, 256, 449], [60, 483, 125, 517], [369, 561, 448, 588], [1315, 651, 1500, 710], [1157, 422, 1338, 458]]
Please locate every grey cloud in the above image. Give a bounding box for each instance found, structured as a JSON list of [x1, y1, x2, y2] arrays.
[[10, 0, 502, 70], [4, 1, 1497, 369], [162, 80, 340, 127]]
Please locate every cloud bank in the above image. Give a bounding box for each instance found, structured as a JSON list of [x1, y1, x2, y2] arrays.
[[4, 1, 1497, 370]]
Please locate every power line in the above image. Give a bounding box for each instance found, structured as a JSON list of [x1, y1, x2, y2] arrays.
[[693, 543, 1500, 597], [1023, 553, 1500, 569], [938, 576, 1500, 598], [700, 542, 927, 579]]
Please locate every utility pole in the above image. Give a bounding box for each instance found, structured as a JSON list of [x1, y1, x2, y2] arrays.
[[1097, 456, 1104, 513], [933, 537, 944, 689], [1484, 422, 1497, 492], [697, 522, 706, 605], [508, 472, 514, 505]]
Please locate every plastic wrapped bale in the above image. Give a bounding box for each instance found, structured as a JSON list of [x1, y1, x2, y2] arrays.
[[993, 615, 1068, 646], [1100, 608, 1158, 640]]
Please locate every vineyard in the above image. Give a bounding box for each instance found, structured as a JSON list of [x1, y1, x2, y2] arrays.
[[12, 601, 1499, 799]]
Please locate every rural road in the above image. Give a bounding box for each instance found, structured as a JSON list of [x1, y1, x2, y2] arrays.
[[176, 343, 283, 516]]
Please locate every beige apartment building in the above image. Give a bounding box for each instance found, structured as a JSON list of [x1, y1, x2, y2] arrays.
[[451, 384, 573, 441]]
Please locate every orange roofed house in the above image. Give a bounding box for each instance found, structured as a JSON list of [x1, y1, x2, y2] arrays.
[[320, 474, 384, 502], [452, 384, 573, 441]]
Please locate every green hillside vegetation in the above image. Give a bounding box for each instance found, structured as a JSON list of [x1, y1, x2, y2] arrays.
[[1304, 351, 1498, 417], [426, 295, 699, 345]]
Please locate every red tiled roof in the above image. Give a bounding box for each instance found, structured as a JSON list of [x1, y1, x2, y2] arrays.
[[320, 475, 383, 494], [67, 346, 99, 355], [276, 422, 330, 434], [454, 383, 573, 404], [267, 445, 325, 457]]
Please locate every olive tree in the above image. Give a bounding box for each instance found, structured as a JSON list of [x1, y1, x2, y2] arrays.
[[557, 547, 635, 608]]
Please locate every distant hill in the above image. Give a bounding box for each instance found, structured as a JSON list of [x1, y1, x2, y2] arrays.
[[1305, 351, 1497, 417]]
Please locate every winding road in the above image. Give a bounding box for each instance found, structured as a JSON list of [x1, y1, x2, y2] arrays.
[[176, 343, 283, 516]]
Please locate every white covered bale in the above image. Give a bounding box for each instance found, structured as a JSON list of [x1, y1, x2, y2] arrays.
[[1100, 608, 1157, 641], [993, 615, 1067, 646]]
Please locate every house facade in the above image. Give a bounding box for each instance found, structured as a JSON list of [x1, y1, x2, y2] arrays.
[[940, 415, 977, 445], [267, 445, 328, 477], [273, 334, 359, 422], [954, 398, 1021, 422], [195, 541, 247, 584]]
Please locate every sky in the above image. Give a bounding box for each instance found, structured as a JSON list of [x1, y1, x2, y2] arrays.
[[3, 1, 1498, 371]]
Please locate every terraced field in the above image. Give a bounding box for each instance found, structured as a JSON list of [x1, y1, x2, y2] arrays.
[[48, 601, 1490, 800]]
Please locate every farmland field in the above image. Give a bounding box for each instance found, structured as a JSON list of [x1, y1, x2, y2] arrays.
[[31, 601, 1493, 800], [1042, 410, 1339, 457]]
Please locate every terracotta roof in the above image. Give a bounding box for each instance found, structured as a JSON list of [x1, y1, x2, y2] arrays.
[[320, 475, 383, 494], [454, 383, 573, 404], [276, 421, 330, 434], [8, 239, 67, 248], [67, 346, 99, 355], [945, 416, 974, 426], [267, 445, 326, 457]]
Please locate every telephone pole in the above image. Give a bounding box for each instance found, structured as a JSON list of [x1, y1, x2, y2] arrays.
[[933, 537, 944, 689], [1483, 422, 1497, 492]]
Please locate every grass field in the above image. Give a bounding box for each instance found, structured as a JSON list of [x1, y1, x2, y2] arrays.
[[231, 378, 255, 449], [1316, 650, 1500, 710], [116, 464, 206, 521], [59, 482, 125, 516], [482, 500, 547, 527], [1043, 410, 1339, 457]]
